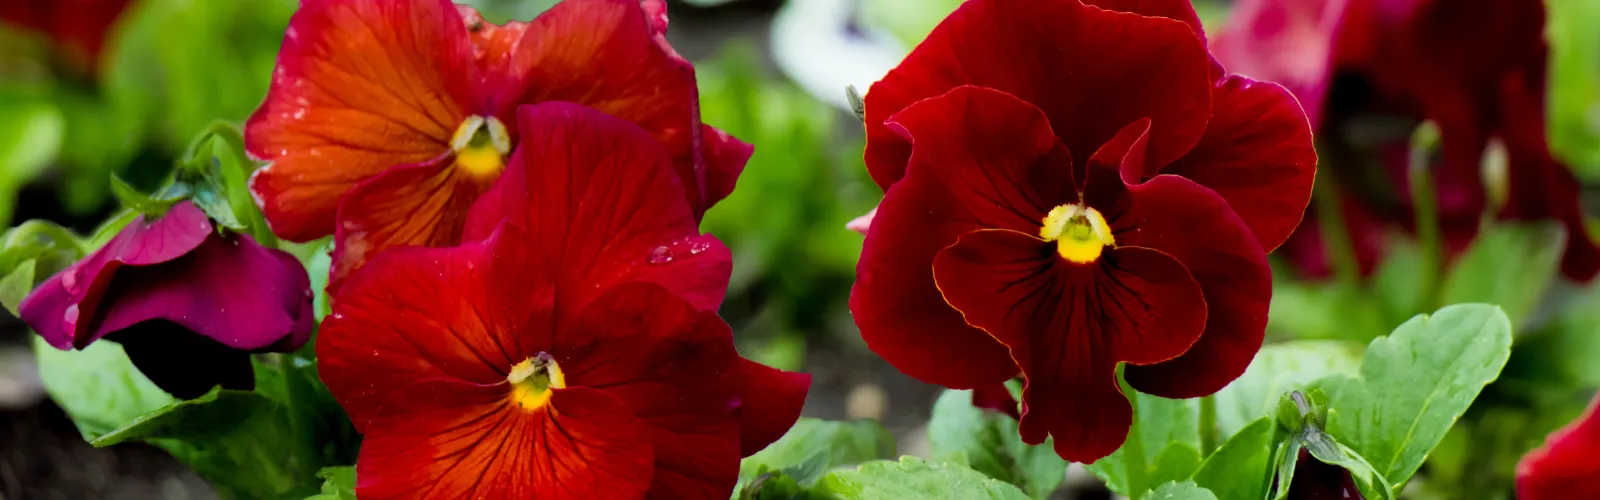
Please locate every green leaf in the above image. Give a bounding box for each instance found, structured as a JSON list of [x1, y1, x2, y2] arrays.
[[32, 337, 178, 440], [927, 390, 1065, 499], [1327, 304, 1513, 491], [1087, 390, 1200, 495], [1439, 222, 1563, 329], [0, 259, 34, 317], [739, 418, 895, 486], [1266, 279, 1389, 342], [0, 97, 64, 226], [109, 174, 172, 216], [815, 457, 1030, 500], [1213, 341, 1362, 439], [1193, 418, 1276, 500], [91, 387, 277, 446], [1147, 443, 1204, 491], [1547, 0, 1600, 176], [305, 466, 356, 500], [1145, 481, 1220, 500]]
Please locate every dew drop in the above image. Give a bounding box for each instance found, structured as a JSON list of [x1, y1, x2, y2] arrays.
[[60, 270, 78, 291], [647, 246, 674, 264], [688, 240, 710, 255], [63, 304, 79, 328]]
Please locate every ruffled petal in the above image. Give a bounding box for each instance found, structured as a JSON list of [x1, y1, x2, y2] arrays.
[[933, 230, 1206, 462], [457, 4, 531, 93], [700, 125, 754, 209], [734, 359, 811, 457], [246, 0, 477, 241], [328, 157, 490, 294], [19, 202, 212, 348], [489, 0, 729, 216], [1114, 175, 1273, 398], [1162, 75, 1318, 252], [93, 232, 313, 351], [1517, 393, 1600, 500], [863, 0, 1212, 188], [356, 381, 653, 500], [558, 283, 743, 498], [1081, 0, 1206, 44], [854, 86, 1080, 389], [464, 102, 731, 313], [318, 232, 536, 431]]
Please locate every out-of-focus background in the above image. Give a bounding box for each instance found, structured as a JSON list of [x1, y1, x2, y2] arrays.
[[0, 0, 1597, 498]]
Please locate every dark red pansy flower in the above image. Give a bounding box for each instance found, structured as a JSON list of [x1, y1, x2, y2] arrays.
[[1216, 0, 1600, 282], [19, 201, 314, 398], [852, 0, 1315, 462], [1285, 449, 1365, 499], [0, 0, 134, 71], [1517, 393, 1600, 500], [972, 384, 1021, 421], [318, 102, 808, 498], [246, 0, 750, 293]]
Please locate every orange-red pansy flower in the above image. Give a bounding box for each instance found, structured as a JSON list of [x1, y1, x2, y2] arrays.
[[1518, 392, 1600, 500], [318, 103, 807, 499], [246, 0, 750, 292], [851, 0, 1316, 461]]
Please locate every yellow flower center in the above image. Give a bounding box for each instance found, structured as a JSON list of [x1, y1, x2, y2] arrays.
[[1040, 204, 1115, 263], [450, 115, 511, 181], [508, 352, 565, 412]]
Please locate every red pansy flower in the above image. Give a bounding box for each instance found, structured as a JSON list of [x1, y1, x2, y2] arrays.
[[1215, 0, 1600, 282], [1285, 449, 1365, 499], [0, 0, 134, 71], [19, 201, 314, 398], [318, 102, 808, 498], [1517, 392, 1600, 500], [851, 0, 1315, 461], [246, 0, 750, 292]]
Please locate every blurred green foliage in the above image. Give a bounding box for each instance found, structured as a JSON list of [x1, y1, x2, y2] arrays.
[[697, 44, 880, 369], [1548, 0, 1600, 178]]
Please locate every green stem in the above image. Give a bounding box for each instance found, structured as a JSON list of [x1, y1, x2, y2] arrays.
[[1199, 394, 1217, 457], [1312, 167, 1362, 290], [277, 354, 318, 477], [1408, 122, 1444, 312], [1119, 366, 1150, 498]]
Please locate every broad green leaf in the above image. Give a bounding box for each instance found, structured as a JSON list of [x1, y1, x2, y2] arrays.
[[1146, 481, 1220, 500], [1193, 418, 1276, 500], [32, 337, 177, 440], [739, 418, 895, 486], [1440, 222, 1563, 329], [0, 259, 34, 317], [92, 385, 319, 498], [1214, 341, 1362, 438], [1087, 390, 1200, 495], [1266, 279, 1388, 342], [816, 457, 1030, 500], [1369, 239, 1423, 323], [1147, 443, 1203, 490], [1327, 304, 1513, 491], [927, 390, 1065, 499], [305, 466, 356, 500]]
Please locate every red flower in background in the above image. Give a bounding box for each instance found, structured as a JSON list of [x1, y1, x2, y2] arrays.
[[246, 0, 751, 292], [19, 201, 314, 398], [0, 0, 134, 71], [318, 103, 807, 498], [852, 0, 1315, 461], [1215, 0, 1600, 282], [1517, 393, 1600, 500]]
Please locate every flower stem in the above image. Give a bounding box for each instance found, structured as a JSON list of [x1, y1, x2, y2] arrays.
[[1312, 167, 1362, 290], [1119, 366, 1150, 498], [1408, 122, 1444, 312], [1199, 394, 1217, 457]]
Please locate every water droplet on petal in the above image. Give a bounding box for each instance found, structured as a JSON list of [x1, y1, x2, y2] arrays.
[[647, 246, 674, 264], [60, 270, 77, 290], [63, 304, 79, 329], [688, 240, 710, 255]]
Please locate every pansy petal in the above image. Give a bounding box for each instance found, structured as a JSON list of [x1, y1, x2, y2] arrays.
[[457, 4, 531, 93], [109, 320, 255, 399], [1517, 393, 1600, 500], [558, 283, 743, 498], [246, 0, 476, 241], [491, 0, 722, 215], [1115, 175, 1272, 399], [318, 232, 537, 431], [854, 86, 1079, 389], [328, 158, 490, 294], [1495, 71, 1600, 282], [466, 102, 731, 313], [701, 125, 754, 209], [93, 232, 313, 351], [734, 359, 811, 457], [1162, 75, 1317, 252], [1082, 0, 1206, 43], [972, 383, 1021, 420], [934, 230, 1206, 462], [357, 381, 653, 500], [863, 0, 1212, 188], [20, 202, 213, 347], [1210, 0, 1348, 126]]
